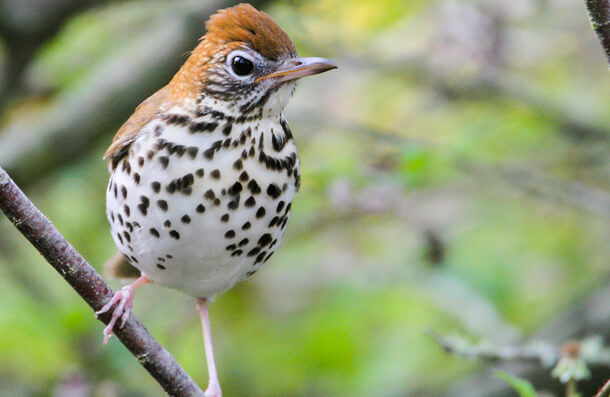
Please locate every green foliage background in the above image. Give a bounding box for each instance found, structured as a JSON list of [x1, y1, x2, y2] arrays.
[[0, 0, 608, 396]]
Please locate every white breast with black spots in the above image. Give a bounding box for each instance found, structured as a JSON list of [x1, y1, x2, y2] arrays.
[[106, 113, 299, 298]]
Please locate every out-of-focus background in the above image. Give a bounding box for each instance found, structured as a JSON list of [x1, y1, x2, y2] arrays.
[[0, 0, 608, 396]]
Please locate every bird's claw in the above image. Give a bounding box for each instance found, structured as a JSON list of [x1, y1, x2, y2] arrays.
[[96, 287, 135, 344], [204, 386, 222, 397]]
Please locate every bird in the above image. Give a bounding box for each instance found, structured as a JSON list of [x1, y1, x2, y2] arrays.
[[96, 3, 336, 396]]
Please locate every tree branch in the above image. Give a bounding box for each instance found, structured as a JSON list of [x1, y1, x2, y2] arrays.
[[0, 166, 204, 397], [584, 0, 610, 67]]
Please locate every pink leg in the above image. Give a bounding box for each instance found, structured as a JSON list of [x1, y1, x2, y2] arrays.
[[96, 274, 150, 344], [196, 298, 222, 397]]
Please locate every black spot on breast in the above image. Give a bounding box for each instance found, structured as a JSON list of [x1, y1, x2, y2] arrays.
[[159, 156, 169, 169], [228, 196, 240, 210], [258, 233, 272, 247], [221, 213, 229, 222], [267, 184, 281, 199], [226, 244, 237, 251], [123, 160, 132, 175], [137, 196, 149, 216], [151, 181, 161, 193], [164, 113, 191, 126], [211, 169, 221, 179], [242, 221, 251, 230], [157, 264, 166, 270], [146, 150, 155, 160], [272, 133, 286, 152], [228, 182, 242, 195], [255, 251, 267, 264], [268, 216, 279, 227], [196, 204, 206, 213], [238, 238, 249, 247], [256, 207, 266, 218], [204, 147, 216, 160], [164, 220, 171, 228], [239, 171, 249, 181], [204, 189, 216, 201], [121, 185, 128, 199], [157, 200, 168, 211], [187, 146, 199, 159], [117, 214, 124, 225], [196, 168, 205, 178], [169, 230, 180, 239], [247, 180, 261, 194], [123, 231, 131, 243], [225, 230, 236, 239], [247, 247, 261, 257], [245, 197, 256, 207], [156, 139, 168, 151], [223, 123, 232, 136], [181, 215, 191, 224], [233, 159, 243, 170], [276, 201, 285, 213], [190, 121, 218, 133], [280, 117, 293, 140], [137, 156, 144, 167], [124, 204, 130, 217], [231, 250, 243, 257], [134, 173, 140, 184]]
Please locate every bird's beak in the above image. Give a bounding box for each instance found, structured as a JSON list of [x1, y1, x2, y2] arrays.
[[256, 57, 337, 83]]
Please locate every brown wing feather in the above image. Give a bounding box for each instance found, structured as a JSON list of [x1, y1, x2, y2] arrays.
[[104, 86, 170, 169], [103, 251, 141, 279]]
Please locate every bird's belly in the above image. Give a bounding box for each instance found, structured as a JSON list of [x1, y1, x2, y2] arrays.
[[106, 127, 298, 298]]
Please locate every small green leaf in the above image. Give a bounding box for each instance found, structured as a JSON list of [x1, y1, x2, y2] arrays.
[[496, 371, 538, 397]]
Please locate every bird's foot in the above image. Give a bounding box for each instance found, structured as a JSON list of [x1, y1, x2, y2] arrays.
[[96, 274, 150, 344], [204, 384, 222, 397]]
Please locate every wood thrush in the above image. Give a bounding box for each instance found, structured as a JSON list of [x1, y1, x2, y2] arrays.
[[96, 3, 336, 396]]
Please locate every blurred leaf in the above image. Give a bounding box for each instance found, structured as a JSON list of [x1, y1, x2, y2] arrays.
[[496, 371, 538, 397]]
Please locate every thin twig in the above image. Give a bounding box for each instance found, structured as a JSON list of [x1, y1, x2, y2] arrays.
[[584, 0, 610, 67], [0, 166, 204, 397], [596, 379, 610, 397], [427, 330, 559, 366]]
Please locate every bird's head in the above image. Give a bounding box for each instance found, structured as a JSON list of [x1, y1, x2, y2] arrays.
[[169, 3, 337, 118]]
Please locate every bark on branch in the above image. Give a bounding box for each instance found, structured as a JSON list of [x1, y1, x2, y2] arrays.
[[0, 166, 204, 397], [584, 0, 610, 66]]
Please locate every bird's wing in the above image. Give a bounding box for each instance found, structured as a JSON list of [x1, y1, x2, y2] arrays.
[[104, 85, 170, 170], [103, 251, 141, 280]]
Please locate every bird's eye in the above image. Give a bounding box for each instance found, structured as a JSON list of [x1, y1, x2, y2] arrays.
[[231, 56, 254, 76]]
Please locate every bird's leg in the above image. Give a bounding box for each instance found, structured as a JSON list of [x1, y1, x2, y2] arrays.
[[196, 297, 222, 397], [96, 274, 150, 344]]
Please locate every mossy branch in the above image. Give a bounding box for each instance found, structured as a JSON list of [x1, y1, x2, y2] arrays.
[[0, 166, 204, 397]]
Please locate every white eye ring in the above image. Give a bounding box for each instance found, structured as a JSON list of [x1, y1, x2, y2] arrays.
[[226, 50, 257, 79]]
